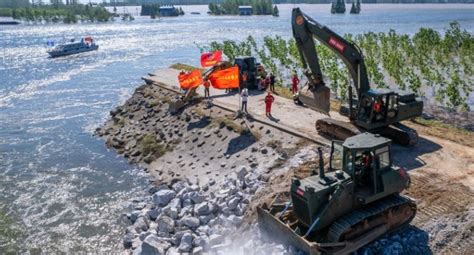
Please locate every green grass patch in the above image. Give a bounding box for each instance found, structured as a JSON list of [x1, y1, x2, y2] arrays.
[[160, 95, 172, 104], [410, 117, 473, 147], [140, 134, 171, 162], [413, 117, 470, 133], [274, 85, 293, 100], [212, 116, 244, 134], [169, 63, 199, 72], [149, 99, 160, 107], [239, 125, 262, 140]]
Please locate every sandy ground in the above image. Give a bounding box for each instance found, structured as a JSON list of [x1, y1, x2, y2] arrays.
[[97, 68, 474, 254], [147, 68, 346, 139]]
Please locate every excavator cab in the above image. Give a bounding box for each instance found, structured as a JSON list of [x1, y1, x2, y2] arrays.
[[357, 89, 400, 128]]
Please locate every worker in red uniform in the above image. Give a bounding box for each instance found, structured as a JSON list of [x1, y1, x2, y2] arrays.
[[291, 73, 300, 95], [372, 99, 384, 121], [265, 91, 275, 117], [373, 100, 382, 113], [203, 79, 211, 99]]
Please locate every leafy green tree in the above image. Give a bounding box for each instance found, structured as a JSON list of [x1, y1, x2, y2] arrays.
[[202, 22, 472, 112]]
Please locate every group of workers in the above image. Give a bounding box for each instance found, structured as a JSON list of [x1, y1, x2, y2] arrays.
[[239, 71, 300, 118], [239, 88, 275, 117], [199, 70, 302, 119], [254, 72, 277, 92]]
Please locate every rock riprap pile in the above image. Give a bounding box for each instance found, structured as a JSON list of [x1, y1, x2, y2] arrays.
[[355, 226, 431, 255], [124, 165, 267, 254]]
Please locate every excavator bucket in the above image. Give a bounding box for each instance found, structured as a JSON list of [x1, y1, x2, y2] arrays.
[[297, 85, 331, 115]]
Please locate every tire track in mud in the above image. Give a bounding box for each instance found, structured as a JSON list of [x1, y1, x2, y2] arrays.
[[406, 172, 473, 224]]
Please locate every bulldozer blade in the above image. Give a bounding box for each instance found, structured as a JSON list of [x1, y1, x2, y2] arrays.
[[257, 206, 321, 255], [297, 85, 331, 115], [257, 205, 391, 255]]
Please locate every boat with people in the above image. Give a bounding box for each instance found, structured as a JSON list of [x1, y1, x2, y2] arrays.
[[47, 37, 98, 58]]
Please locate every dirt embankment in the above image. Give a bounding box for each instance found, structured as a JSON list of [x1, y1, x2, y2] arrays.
[[96, 80, 473, 255]]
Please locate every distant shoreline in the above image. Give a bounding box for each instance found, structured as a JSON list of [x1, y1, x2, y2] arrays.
[[102, 2, 474, 6]]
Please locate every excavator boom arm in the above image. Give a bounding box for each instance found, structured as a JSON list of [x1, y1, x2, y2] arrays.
[[292, 8, 370, 99]]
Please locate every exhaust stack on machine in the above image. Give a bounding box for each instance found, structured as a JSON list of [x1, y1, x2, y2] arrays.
[[318, 147, 325, 179]]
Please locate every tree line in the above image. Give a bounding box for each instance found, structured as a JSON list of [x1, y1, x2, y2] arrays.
[[199, 22, 473, 112], [0, 4, 112, 23], [103, 0, 332, 5], [208, 0, 277, 15]]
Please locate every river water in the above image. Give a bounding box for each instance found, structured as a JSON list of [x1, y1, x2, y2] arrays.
[[0, 4, 473, 253]]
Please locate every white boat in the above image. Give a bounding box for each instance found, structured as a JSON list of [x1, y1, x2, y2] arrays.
[[47, 37, 98, 58]]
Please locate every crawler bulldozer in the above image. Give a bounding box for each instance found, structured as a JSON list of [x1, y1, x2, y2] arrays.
[[257, 133, 416, 254]]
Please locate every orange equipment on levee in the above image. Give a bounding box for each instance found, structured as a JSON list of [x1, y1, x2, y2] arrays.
[[178, 70, 203, 89], [208, 66, 239, 89]]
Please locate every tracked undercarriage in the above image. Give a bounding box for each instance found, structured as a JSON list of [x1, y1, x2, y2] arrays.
[[315, 118, 419, 146], [258, 193, 417, 255]]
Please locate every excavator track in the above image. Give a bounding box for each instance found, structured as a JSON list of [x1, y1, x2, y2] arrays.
[[378, 123, 419, 147], [327, 194, 417, 242], [316, 118, 419, 146]]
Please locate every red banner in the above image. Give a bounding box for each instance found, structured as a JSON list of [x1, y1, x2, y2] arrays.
[[209, 66, 240, 89], [178, 70, 203, 89], [200, 50, 222, 67]]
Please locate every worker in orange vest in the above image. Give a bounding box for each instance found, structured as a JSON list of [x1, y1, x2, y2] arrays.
[[242, 71, 248, 89], [203, 79, 211, 99], [265, 91, 275, 117]]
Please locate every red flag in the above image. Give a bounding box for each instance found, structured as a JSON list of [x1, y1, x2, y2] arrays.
[[209, 66, 240, 89], [178, 70, 203, 89], [200, 50, 222, 67]]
